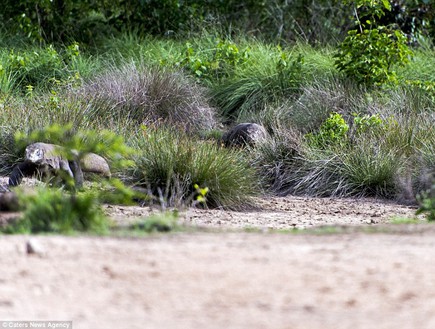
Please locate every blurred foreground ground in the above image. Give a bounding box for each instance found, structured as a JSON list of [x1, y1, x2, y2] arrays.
[[1, 196, 434, 329]]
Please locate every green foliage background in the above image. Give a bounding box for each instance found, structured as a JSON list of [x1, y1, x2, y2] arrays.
[[2, 0, 434, 45], [0, 0, 434, 228]]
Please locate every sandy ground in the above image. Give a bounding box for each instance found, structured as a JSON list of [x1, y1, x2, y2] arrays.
[[107, 195, 421, 230], [2, 193, 435, 328]]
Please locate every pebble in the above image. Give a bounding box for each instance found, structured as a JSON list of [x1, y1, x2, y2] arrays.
[[26, 239, 46, 256]]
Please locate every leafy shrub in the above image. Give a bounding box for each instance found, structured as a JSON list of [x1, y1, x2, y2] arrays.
[[4, 44, 81, 92], [177, 39, 250, 82], [2, 187, 109, 234], [305, 112, 349, 149], [77, 63, 217, 133], [334, 0, 413, 86], [335, 28, 412, 85], [353, 113, 383, 134], [128, 127, 259, 209]]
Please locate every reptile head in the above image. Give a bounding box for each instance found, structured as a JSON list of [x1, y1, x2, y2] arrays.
[[25, 146, 45, 164]]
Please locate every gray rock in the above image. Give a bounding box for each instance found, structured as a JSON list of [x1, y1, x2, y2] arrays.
[[26, 239, 46, 256], [222, 123, 268, 147]]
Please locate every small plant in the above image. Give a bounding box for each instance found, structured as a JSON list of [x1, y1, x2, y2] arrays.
[[353, 113, 383, 134], [177, 39, 249, 82], [131, 211, 179, 233], [306, 112, 349, 148], [193, 183, 209, 207], [276, 50, 304, 92], [416, 184, 435, 221]]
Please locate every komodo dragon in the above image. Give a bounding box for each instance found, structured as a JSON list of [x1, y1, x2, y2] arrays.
[[9, 142, 111, 188]]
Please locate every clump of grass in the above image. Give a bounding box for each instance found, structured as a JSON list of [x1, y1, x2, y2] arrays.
[[212, 51, 305, 121], [76, 62, 218, 133], [127, 127, 259, 209], [287, 76, 369, 133], [0, 43, 82, 93], [339, 140, 401, 198], [276, 148, 350, 197], [252, 85, 435, 200], [0, 128, 21, 175], [251, 124, 303, 194], [130, 211, 179, 233]]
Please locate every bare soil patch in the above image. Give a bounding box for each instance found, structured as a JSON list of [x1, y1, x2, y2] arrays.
[[106, 195, 420, 230], [1, 182, 434, 328]]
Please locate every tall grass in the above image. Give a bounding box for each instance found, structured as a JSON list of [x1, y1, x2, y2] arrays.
[[251, 78, 435, 201], [0, 32, 434, 207], [127, 128, 259, 209], [75, 62, 218, 133]]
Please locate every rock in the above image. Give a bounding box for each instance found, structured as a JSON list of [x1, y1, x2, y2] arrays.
[[26, 239, 45, 256], [222, 123, 268, 147]]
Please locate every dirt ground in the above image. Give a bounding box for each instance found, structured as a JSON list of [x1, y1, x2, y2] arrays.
[[1, 193, 435, 329]]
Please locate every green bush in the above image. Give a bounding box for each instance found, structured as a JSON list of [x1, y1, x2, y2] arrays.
[[334, 0, 413, 86], [305, 112, 349, 149], [128, 127, 259, 209], [353, 113, 383, 134], [417, 185, 435, 221], [2, 187, 109, 234], [176, 38, 250, 83], [3, 44, 81, 92]]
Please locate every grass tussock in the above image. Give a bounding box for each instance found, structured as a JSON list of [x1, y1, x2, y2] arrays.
[[76, 63, 218, 133], [127, 127, 259, 209], [250, 79, 435, 202]]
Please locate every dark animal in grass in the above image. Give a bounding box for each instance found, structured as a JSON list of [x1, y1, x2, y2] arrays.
[[222, 123, 268, 147], [9, 142, 111, 188]]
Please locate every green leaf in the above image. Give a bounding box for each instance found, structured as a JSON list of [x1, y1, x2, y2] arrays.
[[381, 0, 391, 11]]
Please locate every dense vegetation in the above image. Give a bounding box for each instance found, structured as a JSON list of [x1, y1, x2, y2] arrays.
[[0, 0, 434, 232]]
